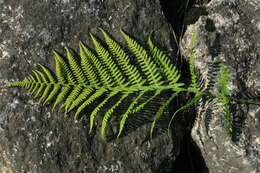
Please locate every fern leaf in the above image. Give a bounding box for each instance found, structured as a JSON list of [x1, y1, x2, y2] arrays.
[[80, 42, 114, 86], [27, 75, 36, 92], [53, 51, 75, 83], [38, 84, 52, 103], [62, 85, 83, 114], [187, 31, 198, 90], [131, 90, 161, 113], [38, 64, 56, 82], [53, 51, 66, 82], [52, 86, 70, 111], [33, 70, 46, 98], [217, 65, 232, 135], [43, 85, 61, 105], [4, 28, 191, 139]]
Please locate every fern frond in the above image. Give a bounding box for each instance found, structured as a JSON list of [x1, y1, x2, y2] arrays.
[[53, 51, 75, 83], [43, 85, 61, 105], [131, 90, 161, 114], [33, 70, 46, 98], [62, 85, 83, 114], [187, 31, 198, 90], [52, 86, 70, 111], [53, 51, 67, 82], [80, 42, 113, 86], [4, 28, 187, 139], [217, 65, 232, 135], [65, 87, 93, 113]]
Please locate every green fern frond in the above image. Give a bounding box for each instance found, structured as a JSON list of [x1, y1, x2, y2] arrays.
[[4, 29, 187, 138], [187, 31, 198, 91], [217, 65, 232, 135], [3, 28, 259, 140]]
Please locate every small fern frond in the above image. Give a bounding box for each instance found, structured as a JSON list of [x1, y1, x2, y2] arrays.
[[74, 89, 106, 120], [187, 31, 198, 90], [52, 86, 70, 111], [43, 85, 61, 105], [63, 86, 83, 114], [80, 42, 113, 86], [53, 51, 66, 82], [68, 87, 94, 112], [217, 65, 232, 135], [131, 90, 161, 114]]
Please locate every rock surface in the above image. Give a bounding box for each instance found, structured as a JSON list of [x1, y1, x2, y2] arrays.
[[0, 0, 180, 172], [182, 0, 260, 173]]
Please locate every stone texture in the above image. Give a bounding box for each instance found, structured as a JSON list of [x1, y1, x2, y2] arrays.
[[0, 0, 180, 172], [182, 0, 260, 173]]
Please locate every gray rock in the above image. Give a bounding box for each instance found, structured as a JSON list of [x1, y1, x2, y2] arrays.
[[182, 0, 260, 173], [0, 0, 179, 172]]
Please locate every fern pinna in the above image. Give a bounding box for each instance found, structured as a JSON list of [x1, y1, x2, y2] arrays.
[[3, 28, 201, 139]]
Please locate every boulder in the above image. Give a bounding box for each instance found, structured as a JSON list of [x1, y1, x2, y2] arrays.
[[182, 0, 260, 172], [0, 0, 179, 172]]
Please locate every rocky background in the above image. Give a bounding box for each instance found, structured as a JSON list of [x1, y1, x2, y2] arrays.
[[0, 0, 259, 173]]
